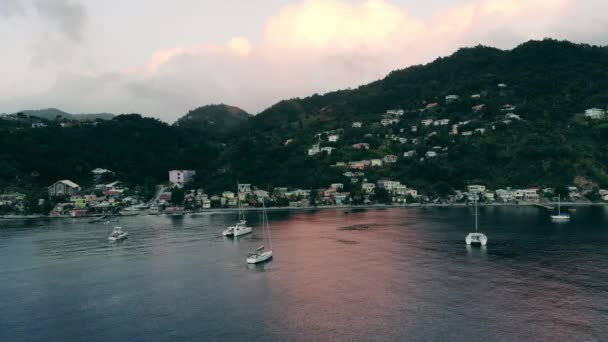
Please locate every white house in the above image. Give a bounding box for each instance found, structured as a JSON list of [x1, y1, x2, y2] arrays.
[[381, 118, 400, 126], [328, 134, 340, 142], [461, 131, 473, 136], [505, 113, 521, 120], [421, 119, 433, 126], [467, 185, 486, 193], [169, 170, 196, 185], [352, 121, 363, 128], [222, 191, 235, 199], [331, 183, 344, 190], [496, 189, 515, 202], [403, 150, 416, 158], [91, 168, 112, 176], [387, 109, 405, 116], [434, 119, 450, 126], [383, 155, 398, 163], [321, 147, 336, 155], [371, 159, 383, 167], [398, 137, 408, 144], [377, 180, 401, 191], [501, 104, 516, 111], [446, 94, 460, 103], [352, 143, 370, 150], [585, 108, 605, 119], [450, 124, 459, 135], [238, 184, 252, 193], [31, 122, 47, 128], [498, 83, 507, 88], [425, 151, 437, 158], [471, 94, 481, 99], [411, 125, 418, 132], [308, 144, 321, 156], [362, 182, 376, 193], [475, 128, 486, 134]]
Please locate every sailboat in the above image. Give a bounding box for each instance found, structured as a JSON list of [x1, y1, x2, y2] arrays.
[[247, 200, 273, 264], [550, 195, 570, 221], [222, 184, 253, 237], [465, 199, 488, 246]]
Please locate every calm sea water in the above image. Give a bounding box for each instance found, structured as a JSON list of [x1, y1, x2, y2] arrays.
[[1, 206, 607, 341]]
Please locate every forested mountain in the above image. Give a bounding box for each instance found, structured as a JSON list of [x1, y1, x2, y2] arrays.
[[1, 108, 115, 121], [174, 104, 250, 135], [2, 39, 608, 195]]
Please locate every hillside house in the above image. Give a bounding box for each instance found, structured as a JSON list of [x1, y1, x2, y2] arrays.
[[362, 182, 376, 193], [222, 191, 235, 199], [398, 137, 407, 144], [352, 143, 370, 150], [421, 119, 433, 126], [498, 83, 507, 88], [450, 124, 459, 135], [425, 151, 437, 158], [505, 113, 521, 120], [472, 104, 486, 112], [461, 131, 473, 136], [371, 159, 383, 167], [383, 155, 398, 163], [349, 161, 366, 170], [585, 108, 605, 119], [471, 94, 481, 99], [308, 144, 321, 156], [331, 183, 344, 190], [91, 168, 112, 176], [445, 95, 460, 103], [475, 128, 486, 134], [321, 147, 336, 155], [328, 134, 340, 142], [31, 122, 47, 128], [48, 180, 81, 197], [387, 109, 405, 116], [238, 184, 252, 193], [403, 150, 416, 158], [467, 185, 486, 193], [169, 170, 196, 185], [501, 104, 516, 112], [381, 118, 399, 126], [377, 180, 401, 191], [352, 121, 363, 128], [411, 125, 418, 132]]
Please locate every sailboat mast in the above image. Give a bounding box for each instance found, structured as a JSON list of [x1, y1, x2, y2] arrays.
[[475, 199, 478, 232]]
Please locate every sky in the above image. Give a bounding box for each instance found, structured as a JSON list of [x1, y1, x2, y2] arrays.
[[1, 0, 607, 122]]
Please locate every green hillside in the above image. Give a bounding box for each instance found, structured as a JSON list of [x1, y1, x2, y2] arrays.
[[2, 39, 608, 196]]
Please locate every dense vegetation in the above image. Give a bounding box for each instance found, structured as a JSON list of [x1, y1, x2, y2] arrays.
[[2, 39, 608, 197]]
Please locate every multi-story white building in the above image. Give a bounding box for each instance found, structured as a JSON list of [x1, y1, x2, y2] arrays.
[[467, 185, 486, 193], [377, 179, 401, 191], [169, 170, 196, 185], [585, 108, 605, 119], [362, 183, 376, 193]]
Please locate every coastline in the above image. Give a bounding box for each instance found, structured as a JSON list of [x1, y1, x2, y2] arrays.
[[0, 201, 605, 221]]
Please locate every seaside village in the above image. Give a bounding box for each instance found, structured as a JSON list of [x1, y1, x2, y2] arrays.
[[2, 85, 608, 217]]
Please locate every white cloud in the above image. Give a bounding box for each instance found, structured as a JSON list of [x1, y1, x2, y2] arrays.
[[2, 0, 608, 121]]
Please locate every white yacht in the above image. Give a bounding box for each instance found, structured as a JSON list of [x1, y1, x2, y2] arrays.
[[108, 226, 128, 241], [550, 195, 570, 221], [465, 200, 488, 246], [223, 184, 253, 237], [247, 200, 273, 264]]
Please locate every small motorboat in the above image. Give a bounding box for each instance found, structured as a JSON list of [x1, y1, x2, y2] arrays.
[[108, 226, 128, 241]]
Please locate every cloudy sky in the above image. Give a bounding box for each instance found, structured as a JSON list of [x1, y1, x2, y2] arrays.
[[1, 0, 607, 121]]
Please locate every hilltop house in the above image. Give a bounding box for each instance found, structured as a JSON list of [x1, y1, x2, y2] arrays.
[[585, 108, 605, 119], [91, 168, 112, 177], [48, 180, 81, 197], [505, 113, 521, 120], [169, 170, 196, 185]]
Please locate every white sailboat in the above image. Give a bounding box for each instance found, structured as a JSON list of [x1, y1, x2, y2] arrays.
[[108, 226, 128, 241], [223, 184, 253, 237], [465, 199, 488, 246], [247, 200, 273, 264], [550, 195, 570, 221]]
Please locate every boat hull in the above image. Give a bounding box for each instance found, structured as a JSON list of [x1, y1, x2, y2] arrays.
[[108, 233, 128, 241], [466, 233, 487, 246], [247, 251, 273, 264], [551, 215, 570, 221]]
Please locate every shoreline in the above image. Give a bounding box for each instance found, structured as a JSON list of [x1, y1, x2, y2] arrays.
[[0, 201, 605, 221]]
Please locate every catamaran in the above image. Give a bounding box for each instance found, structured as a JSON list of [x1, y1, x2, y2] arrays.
[[247, 200, 273, 264], [465, 199, 488, 246], [551, 195, 570, 221], [223, 184, 253, 237], [108, 226, 128, 241]]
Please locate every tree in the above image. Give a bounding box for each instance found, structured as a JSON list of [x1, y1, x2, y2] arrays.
[[170, 187, 185, 205], [375, 188, 391, 204], [309, 189, 319, 206]]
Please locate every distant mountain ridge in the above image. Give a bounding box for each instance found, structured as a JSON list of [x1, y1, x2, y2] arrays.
[[1, 108, 115, 121]]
